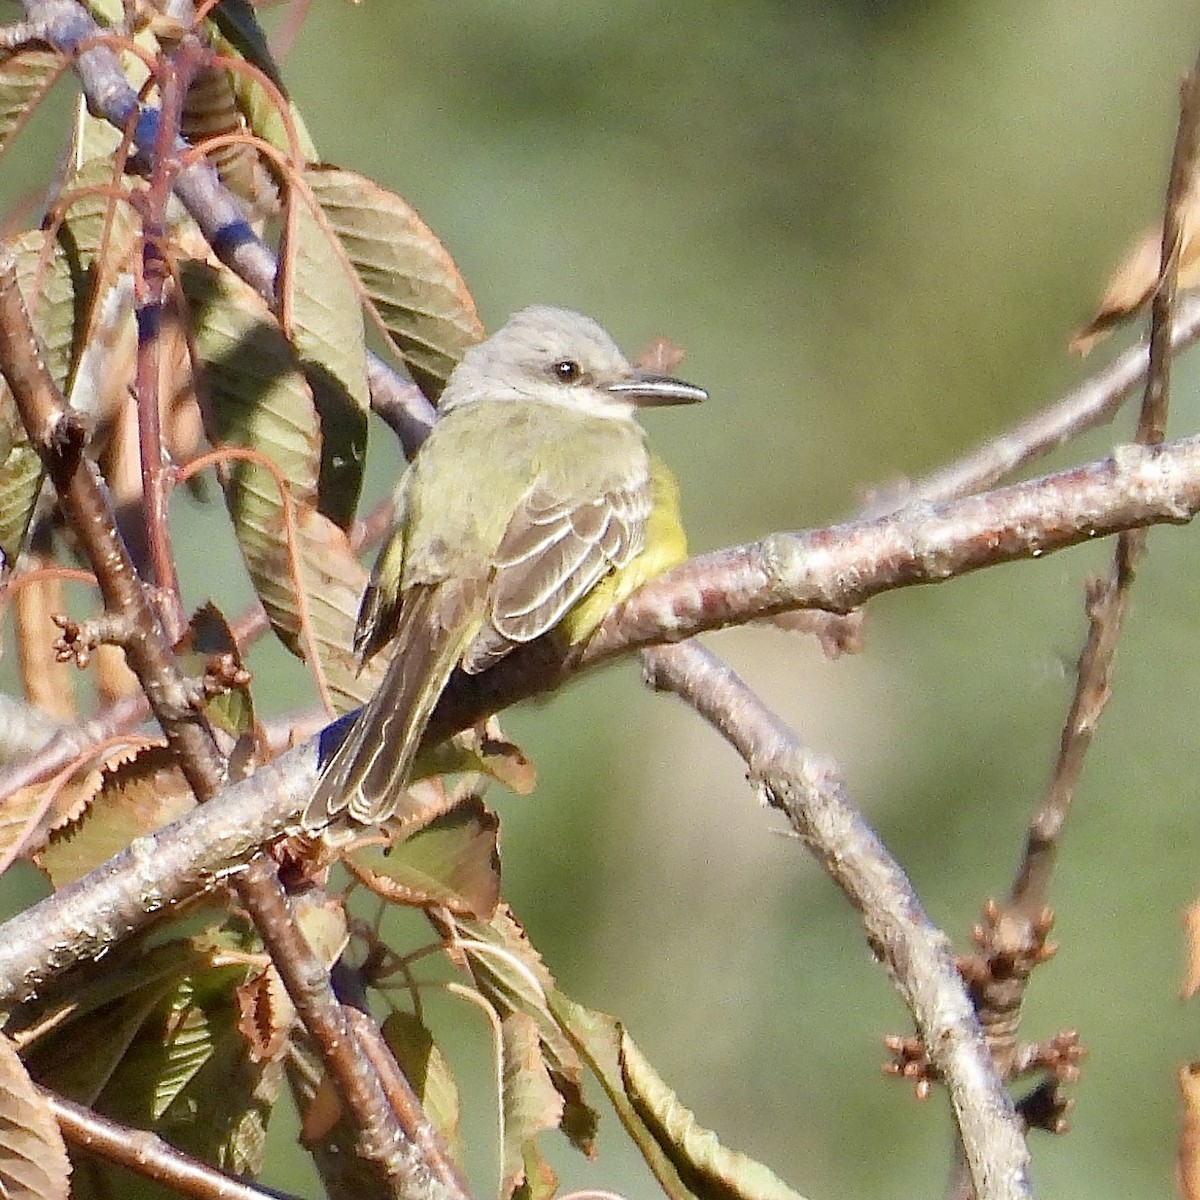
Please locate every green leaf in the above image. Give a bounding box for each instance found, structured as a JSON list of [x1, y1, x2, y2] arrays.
[[499, 1012, 562, 1200], [305, 166, 484, 400], [381, 1011, 463, 1162], [350, 796, 500, 917], [452, 907, 596, 1155], [0, 49, 64, 162], [175, 602, 255, 738], [35, 744, 195, 888], [551, 995, 808, 1200], [182, 258, 384, 711], [0, 186, 136, 566], [282, 182, 370, 528]]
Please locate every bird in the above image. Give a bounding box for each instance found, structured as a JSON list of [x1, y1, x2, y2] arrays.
[[302, 305, 706, 834]]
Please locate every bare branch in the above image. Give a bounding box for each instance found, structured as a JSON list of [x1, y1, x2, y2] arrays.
[[640, 641, 1032, 1200]]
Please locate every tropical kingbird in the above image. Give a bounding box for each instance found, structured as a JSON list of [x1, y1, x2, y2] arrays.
[[303, 305, 706, 833]]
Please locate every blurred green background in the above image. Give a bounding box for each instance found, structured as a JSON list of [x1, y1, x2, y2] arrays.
[[6, 1, 1200, 1197]]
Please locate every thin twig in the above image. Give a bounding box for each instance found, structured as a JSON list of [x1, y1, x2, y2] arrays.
[[641, 641, 1032, 1200], [48, 1087, 296, 1200]]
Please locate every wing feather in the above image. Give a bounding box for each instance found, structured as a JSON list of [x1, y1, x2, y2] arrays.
[[461, 477, 651, 673]]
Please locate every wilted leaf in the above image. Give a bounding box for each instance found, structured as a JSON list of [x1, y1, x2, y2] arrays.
[[0, 1033, 71, 1200], [348, 795, 501, 917], [552, 995, 807, 1200], [0, 49, 65, 161], [381, 1011, 462, 1160], [35, 743, 194, 887], [499, 1012, 562, 1200], [282, 179, 370, 527], [304, 166, 484, 399]]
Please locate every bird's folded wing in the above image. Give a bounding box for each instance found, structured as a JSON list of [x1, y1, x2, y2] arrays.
[[462, 480, 650, 673]]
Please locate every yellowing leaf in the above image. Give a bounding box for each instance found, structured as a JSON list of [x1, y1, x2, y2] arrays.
[[381, 1011, 462, 1161], [552, 994, 807, 1200], [348, 795, 501, 917]]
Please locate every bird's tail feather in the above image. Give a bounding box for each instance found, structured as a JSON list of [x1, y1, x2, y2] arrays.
[[302, 581, 481, 832]]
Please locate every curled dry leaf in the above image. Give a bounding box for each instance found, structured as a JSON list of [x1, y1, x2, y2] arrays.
[[1180, 1063, 1200, 1200], [1072, 180, 1200, 355], [635, 336, 685, 375], [1183, 898, 1200, 1000], [236, 966, 295, 1064], [0, 1034, 71, 1200]]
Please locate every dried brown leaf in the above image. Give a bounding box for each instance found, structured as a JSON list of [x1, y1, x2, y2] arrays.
[[236, 966, 295, 1063], [1072, 194, 1200, 354], [1180, 1063, 1200, 1200], [1183, 900, 1200, 1001], [12, 567, 75, 720], [0, 1033, 71, 1200]]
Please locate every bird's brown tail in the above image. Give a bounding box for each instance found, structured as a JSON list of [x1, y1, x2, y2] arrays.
[[302, 581, 480, 832]]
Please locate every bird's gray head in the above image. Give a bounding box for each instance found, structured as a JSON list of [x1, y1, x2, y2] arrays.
[[438, 305, 706, 418]]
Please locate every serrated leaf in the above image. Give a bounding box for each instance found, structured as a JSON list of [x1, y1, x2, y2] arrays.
[[451, 906, 596, 1155], [0, 49, 65, 162], [349, 796, 500, 917], [181, 258, 323, 629], [35, 743, 194, 887], [0, 442, 43, 570], [381, 1011, 462, 1161], [500, 1012, 562, 1200], [283, 180, 370, 527], [551, 995, 808, 1200], [0, 1034, 70, 1200], [304, 166, 484, 399], [94, 957, 281, 1182]]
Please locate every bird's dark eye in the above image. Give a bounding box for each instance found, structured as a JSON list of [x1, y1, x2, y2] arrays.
[[551, 359, 581, 383]]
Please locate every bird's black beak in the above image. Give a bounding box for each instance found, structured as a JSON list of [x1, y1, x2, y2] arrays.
[[606, 371, 707, 407]]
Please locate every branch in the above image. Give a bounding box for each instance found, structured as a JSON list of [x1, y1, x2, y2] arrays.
[[641, 641, 1032, 1200], [4, 430, 1200, 1012]]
